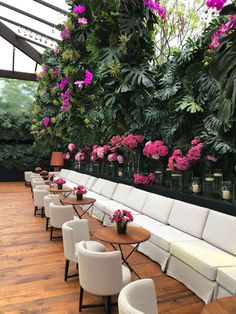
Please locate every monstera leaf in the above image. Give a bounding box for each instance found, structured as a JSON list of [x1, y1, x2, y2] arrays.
[[209, 31, 236, 122]]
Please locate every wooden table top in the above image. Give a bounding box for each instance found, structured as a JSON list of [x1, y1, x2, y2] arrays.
[[61, 197, 96, 206], [94, 226, 151, 245], [48, 187, 72, 193], [201, 296, 236, 314]]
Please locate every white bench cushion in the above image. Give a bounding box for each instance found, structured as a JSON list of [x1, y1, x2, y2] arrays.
[[112, 183, 133, 203], [141, 194, 174, 223], [86, 191, 108, 201], [91, 178, 106, 194], [103, 201, 141, 217], [130, 214, 165, 229], [59, 168, 69, 178], [168, 200, 209, 238], [85, 176, 97, 190], [203, 210, 236, 255], [123, 188, 149, 212], [217, 267, 236, 295], [170, 240, 236, 280], [101, 180, 118, 198], [66, 170, 77, 182], [147, 225, 198, 252]]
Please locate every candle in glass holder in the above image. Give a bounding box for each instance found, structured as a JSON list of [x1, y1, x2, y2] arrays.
[[222, 190, 230, 200], [191, 177, 201, 194], [192, 183, 200, 193]]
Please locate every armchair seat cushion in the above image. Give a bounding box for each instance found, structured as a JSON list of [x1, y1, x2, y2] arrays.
[[146, 225, 198, 252], [170, 240, 236, 280], [217, 267, 236, 294], [75, 240, 105, 259]]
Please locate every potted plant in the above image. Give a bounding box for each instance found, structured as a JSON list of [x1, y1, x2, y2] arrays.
[[55, 178, 66, 189], [73, 185, 87, 200], [110, 209, 134, 234]]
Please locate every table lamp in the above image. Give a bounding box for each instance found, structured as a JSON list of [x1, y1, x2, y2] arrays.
[[50, 151, 64, 171]]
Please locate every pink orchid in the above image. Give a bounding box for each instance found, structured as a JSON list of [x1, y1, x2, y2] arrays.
[[78, 17, 88, 25], [60, 27, 70, 39], [73, 5, 86, 14]]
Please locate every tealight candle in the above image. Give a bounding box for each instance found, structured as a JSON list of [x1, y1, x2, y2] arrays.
[[222, 190, 230, 200], [192, 183, 199, 193]]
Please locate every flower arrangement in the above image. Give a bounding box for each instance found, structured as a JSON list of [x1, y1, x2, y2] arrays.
[[55, 178, 66, 185], [73, 185, 87, 195], [134, 172, 156, 185], [40, 170, 48, 176], [91, 144, 110, 161], [168, 138, 204, 171], [122, 134, 143, 150], [73, 185, 87, 200], [143, 140, 169, 160], [35, 167, 42, 173], [110, 209, 134, 224], [75, 152, 85, 161]]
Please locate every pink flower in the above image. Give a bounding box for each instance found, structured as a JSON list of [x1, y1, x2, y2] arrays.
[[206, 0, 226, 11], [43, 116, 50, 126], [78, 17, 88, 25], [123, 134, 141, 149], [54, 47, 59, 54], [168, 156, 175, 171], [134, 173, 154, 185], [73, 5, 86, 14], [148, 172, 156, 183], [173, 149, 182, 156], [175, 156, 190, 171], [68, 143, 75, 151], [110, 135, 123, 148], [108, 153, 117, 162], [143, 0, 167, 19], [60, 27, 70, 39], [157, 145, 168, 157], [110, 209, 134, 223], [74, 185, 87, 195], [117, 155, 124, 164], [74, 80, 84, 88], [191, 138, 201, 145], [53, 67, 60, 77], [207, 155, 218, 162], [55, 76, 68, 90], [75, 152, 85, 161], [84, 69, 93, 85], [96, 147, 105, 159], [63, 152, 71, 160], [55, 178, 66, 185]]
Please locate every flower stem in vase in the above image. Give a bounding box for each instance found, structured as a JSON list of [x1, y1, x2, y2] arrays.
[[116, 222, 127, 234]]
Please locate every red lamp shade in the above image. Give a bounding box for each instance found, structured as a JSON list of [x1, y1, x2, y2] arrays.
[[50, 152, 64, 167]]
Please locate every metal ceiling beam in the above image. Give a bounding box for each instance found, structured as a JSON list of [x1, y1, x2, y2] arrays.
[[32, 0, 68, 15], [0, 21, 42, 64], [0, 16, 60, 42], [0, 1, 55, 27], [16, 35, 52, 49], [0, 69, 37, 81]]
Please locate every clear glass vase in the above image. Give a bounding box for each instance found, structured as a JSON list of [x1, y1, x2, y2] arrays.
[[116, 222, 127, 234]]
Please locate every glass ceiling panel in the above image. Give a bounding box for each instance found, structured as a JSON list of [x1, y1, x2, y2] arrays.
[[0, 0, 69, 76]]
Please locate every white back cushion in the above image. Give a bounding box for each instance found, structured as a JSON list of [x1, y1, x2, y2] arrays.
[[78, 173, 89, 186], [85, 176, 97, 190], [203, 210, 236, 255], [101, 180, 118, 198], [91, 178, 106, 194], [60, 169, 69, 178], [168, 200, 209, 238], [141, 194, 174, 223], [66, 170, 77, 182], [73, 172, 81, 185], [112, 184, 133, 203], [124, 188, 149, 212]]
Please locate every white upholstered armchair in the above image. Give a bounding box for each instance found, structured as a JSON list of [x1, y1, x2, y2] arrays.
[[76, 240, 131, 313], [62, 219, 105, 281], [118, 279, 158, 314]]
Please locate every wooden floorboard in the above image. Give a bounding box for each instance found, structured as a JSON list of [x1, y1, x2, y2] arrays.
[[0, 182, 205, 313]]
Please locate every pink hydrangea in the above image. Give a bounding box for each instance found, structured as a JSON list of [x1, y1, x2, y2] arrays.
[[75, 152, 85, 161], [175, 156, 190, 171], [97, 147, 105, 158], [63, 152, 71, 160], [133, 173, 155, 185], [143, 139, 168, 159], [110, 135, 123, 148], [123, 134, 142, 149], [68, 143, 75, 151], [108, 153, 117, 162], [73, 5, 86, 14]]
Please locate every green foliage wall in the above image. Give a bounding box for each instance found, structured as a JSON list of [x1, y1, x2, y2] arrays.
[[32, 0, 236, 171]]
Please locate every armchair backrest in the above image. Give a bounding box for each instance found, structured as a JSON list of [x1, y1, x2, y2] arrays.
[[49, 203, 74, 228], [118, 279, 158, 314], [77, 241, 123, 296], [44, 194, 60, 218], [62, 219, 90, 261]]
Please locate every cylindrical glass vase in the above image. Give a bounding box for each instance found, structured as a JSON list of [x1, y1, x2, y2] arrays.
[[213, 171, 223, 197], [204, 175, 214, 197], [155, 170, 163, 186], [171, 172, 183, 192], [116, 222, 127, 234]]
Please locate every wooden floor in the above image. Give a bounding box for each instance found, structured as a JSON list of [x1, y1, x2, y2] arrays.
[[0, 182, 205, 314]]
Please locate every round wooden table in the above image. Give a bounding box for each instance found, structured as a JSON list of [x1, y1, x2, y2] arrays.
[[61, 197, 96, 218], [94, 226, 151, 278], [201, 296, 236, 314]]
